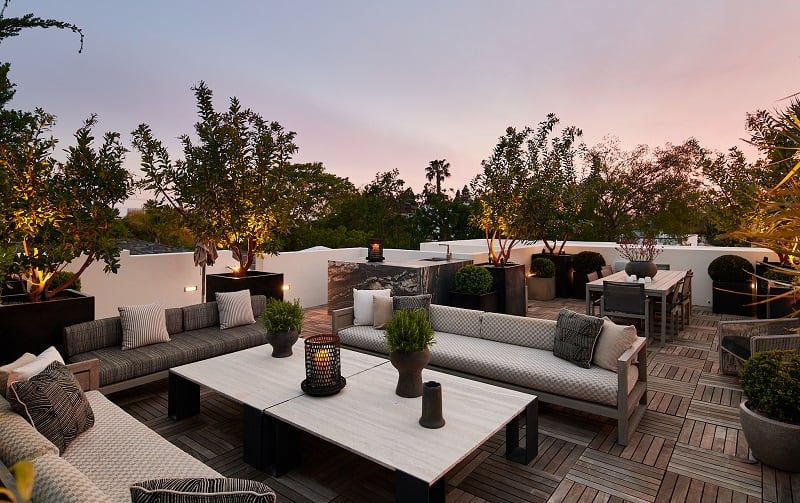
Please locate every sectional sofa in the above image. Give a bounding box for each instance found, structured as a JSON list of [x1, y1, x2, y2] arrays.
[[62, 295, 269, 394], [332, 303, 648, 446]]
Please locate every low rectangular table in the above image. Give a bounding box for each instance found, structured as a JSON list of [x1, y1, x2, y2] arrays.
[[169, 346, 538, 502]]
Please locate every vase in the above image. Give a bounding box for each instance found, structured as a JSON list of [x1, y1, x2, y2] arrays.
[[389, 349, 430, 398], [268, 330, 299, 358], [419, 381, 445, 428], [624, 261, 658, 279]]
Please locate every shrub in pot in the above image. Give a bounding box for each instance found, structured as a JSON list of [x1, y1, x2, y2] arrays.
[[528, 257, 556, 301], [449, 265, 498, 312], [259, 298, 304, 357], [385, 308, 435, 397], [708, 255, 755, 316], [571, 251, 606, 299], [738, 349, 800, 472]]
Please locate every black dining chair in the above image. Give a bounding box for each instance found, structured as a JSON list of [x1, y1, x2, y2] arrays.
[[587, 272, 601, 315], [601, 281, 651, 341]]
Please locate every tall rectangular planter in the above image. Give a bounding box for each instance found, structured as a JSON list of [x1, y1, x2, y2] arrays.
[[205, 271, 284, 302], [485, 263, 526, 316], [0, 290, 94, 363], [448, 291, 499, 312], [712, 281, 755, 317], [540, 253, 573, 298]]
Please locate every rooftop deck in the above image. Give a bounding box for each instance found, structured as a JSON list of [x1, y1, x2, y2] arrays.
[[108, 299, 800, 502]]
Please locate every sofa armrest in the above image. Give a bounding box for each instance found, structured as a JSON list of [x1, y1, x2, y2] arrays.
[[617, 336, 647, 394], [332, 307, 354, 334], [67, 359, 100, 391]]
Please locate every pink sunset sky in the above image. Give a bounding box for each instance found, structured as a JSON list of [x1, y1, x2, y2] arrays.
[[4, 1, 799, 205]]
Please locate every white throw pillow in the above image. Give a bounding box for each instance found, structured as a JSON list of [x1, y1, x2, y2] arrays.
[[0, 352, 37, 397], [352, 288, 392, 326], [5, 346, 64, 394], [592, 317, 639, 372], [119, 303, 171, 350], [216, 289, 256, 329]]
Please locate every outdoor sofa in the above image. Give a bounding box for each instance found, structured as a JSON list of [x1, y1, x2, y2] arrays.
[[0, 359, 276, 503], [332, 303, 648, 446], [62, 294, 269, 394]]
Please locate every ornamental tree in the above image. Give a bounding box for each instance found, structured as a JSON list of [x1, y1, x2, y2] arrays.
[[133, 82, 308, 274]]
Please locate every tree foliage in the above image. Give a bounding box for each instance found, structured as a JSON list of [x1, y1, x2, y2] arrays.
[[133, 81, 310, 274]]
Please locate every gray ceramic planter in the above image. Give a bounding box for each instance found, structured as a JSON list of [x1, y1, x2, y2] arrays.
[[739, 401, 800, 472]]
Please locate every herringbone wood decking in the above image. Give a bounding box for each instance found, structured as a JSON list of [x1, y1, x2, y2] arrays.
[[109, 299, 800, 502]]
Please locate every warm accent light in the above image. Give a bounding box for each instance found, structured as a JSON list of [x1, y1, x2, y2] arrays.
[[184, 285, 197, 292], [367, 238, 384, 262], [282, 284, 291, 292]]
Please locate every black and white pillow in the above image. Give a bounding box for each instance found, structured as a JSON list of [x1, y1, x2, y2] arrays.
[[392, 294, 432, 314], [215, 290, 256, 330], [130, 477, 277, 503], [7, 361, 95, 453], [119, 303, 171, 350], [553, 309, 604, 369]]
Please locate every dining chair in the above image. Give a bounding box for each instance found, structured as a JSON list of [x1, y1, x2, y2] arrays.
[[587, 272, 601, 315], [600, 265, 613, 277], [601, 281, 650, 341], [680, 270, 693, 327], [656, 263, 671, 271], [653, 278, 685, 340]]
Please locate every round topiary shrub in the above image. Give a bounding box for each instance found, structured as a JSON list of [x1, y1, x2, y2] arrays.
[[708, 254, 754, 282], [454, 264, 493, 295], [740, 349, 800, 424], [530, 257, 556, 278], [572, 251, 605, 275]]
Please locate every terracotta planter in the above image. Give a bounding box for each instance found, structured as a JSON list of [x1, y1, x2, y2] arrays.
[[267, 330, 299, 358], [740, 401, 800, 472], [389, 349, 430, 398]]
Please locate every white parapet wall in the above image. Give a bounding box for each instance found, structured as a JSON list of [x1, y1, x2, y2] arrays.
[[69, 240, 778, 319]]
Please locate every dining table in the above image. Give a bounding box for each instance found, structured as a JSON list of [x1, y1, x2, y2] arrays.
[[585, 269, 688, 347]]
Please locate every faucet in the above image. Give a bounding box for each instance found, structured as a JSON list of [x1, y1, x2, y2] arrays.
[[439, 243, 452, 261]]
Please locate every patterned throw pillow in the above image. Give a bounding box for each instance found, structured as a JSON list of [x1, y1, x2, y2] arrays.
[[593, 317, 638, 372], [7, 361, 95, 454], [553, 309, 604, 369], [392, 294, 432, 314], [215, 290, 256, 330], [119, 303, 171, 350], [130, 478, 277, 503]]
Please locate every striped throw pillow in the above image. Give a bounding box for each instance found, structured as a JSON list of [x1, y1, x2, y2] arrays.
[[7, 361, 95, 454], [119, 303, 171, 350], [216, 290, 256, 330], [130, 477, 277, 503]]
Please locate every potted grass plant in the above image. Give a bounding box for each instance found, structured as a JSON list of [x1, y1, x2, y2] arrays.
[[385, 308, 435, 398], [259, 298, 304, 357], [739, 349, 800, 472]]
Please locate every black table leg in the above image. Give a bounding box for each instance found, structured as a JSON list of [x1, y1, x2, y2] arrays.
[[168, 372, 199, 420], [506, 397, 538, 464], [272, 418, 301, 477], [243, 405, 278, 469], [396, 471, 444, 503]]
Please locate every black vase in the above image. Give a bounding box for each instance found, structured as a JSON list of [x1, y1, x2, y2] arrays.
[[268, 330, 299, 357], [419, 381, 445, 428], [624, 261, 658, 279]]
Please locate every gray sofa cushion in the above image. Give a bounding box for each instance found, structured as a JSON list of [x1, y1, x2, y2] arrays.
[[63, 317, 124, 357], [182, 302, 220, 331], [0, 395, 58, 466], [165, 307, 184, 335], [337, 325, 391, 354], [480, 312, 556, 350], [429, 304, 482, 338], [31, 453, 110, 503]]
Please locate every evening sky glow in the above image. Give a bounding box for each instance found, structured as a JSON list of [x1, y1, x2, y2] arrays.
[[3, 1, 800, 206]]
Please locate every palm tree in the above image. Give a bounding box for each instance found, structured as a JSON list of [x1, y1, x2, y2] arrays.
[[425, 159, 451, 195]]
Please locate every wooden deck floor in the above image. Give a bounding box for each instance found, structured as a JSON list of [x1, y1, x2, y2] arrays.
[[109, 299, 800, 503]]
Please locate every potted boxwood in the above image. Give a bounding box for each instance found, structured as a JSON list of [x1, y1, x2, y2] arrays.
[[571, 251, 606, 300], [738, 349, 800, 472], [449, 264, 498, 312], [708, 255, 755, 316], [528, 257, 556, 301], [259, 298, 304, 357], [385, 308, 435, 398]]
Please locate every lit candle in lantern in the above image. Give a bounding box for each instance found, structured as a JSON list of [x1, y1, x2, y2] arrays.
[[313, 349, 332, 383]]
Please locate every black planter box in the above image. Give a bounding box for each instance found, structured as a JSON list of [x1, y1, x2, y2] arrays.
[[484, 263, 526, 316], [448, 291, 499, 312], [205, 271, 284, 302], [572, 272, 592, 300], [540, 253, 573, 298], [712, 281, 755, 317], [0, 290, 94, 363]]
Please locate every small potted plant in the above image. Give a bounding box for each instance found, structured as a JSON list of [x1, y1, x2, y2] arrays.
[[259, 298, 304, 357], [739, 349, 800, 472], [571, 251, 607, 299], [385, 308, 435, 398], [528, 257, 556, 301], [708, 254, 755, 316], [615, 238, 662, 279], [449, 264, 498, 312]]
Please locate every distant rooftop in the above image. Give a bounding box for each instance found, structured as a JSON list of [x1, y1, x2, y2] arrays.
[[118, 239, 191, 255]]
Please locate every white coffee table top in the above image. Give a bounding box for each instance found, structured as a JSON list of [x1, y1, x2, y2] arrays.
[[266, 363, 535, 483], [170, 345, 386, 411]]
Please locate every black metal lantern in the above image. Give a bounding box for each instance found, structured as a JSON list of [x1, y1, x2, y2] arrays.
[[367, 238, 384, 262], [301, 335, 346, 396]]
